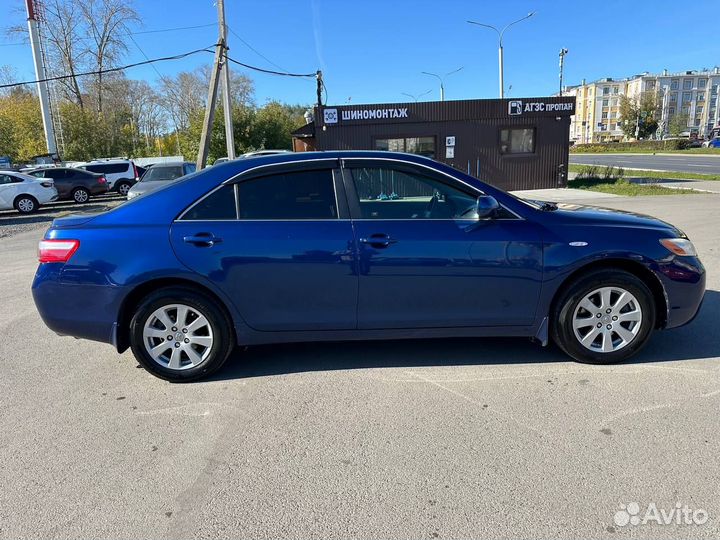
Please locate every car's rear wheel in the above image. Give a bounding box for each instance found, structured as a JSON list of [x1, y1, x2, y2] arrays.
[[551, 269, 656, 364], [129, 287, 234, 382], [72, 187, 90, 203], [14, 195, 38, 214], [116, 181, 131, 196]]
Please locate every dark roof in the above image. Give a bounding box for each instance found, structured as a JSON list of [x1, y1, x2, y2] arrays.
[[291, 121, 315, 138]]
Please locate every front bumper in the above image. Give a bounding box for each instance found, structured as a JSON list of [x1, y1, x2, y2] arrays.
[[655, 256, 706, 329]]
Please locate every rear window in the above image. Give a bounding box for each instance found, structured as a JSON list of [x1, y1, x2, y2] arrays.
[[84, 163, 129, 174], [141, 166, 184, 182]]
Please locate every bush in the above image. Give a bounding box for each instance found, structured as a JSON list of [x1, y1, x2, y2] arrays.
[[574, 165, 625, 180], [570, 140, 691, 153]]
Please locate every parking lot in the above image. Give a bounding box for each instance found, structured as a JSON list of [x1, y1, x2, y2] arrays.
[[0, 193, 718, 539]]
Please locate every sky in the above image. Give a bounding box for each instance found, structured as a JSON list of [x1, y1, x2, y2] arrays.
[[2, 0, 719, 107]]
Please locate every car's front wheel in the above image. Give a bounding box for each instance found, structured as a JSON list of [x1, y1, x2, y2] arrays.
[[72, 187, 90, 203], [129, 287, 234, 382], [552, 269, 656, 364]]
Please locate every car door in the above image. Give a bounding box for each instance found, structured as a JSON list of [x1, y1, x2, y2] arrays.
[[170, 161, 359, 331], [0, 174, 20, 209], [40, 169, 70, 198], [342, 159, 543, 329]]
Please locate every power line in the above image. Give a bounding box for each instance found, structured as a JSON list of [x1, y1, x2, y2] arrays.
[[226, 25, 288, 74], [0, 47, 215, 89], [225, 55, 315, 78], [0, 22, 218, 47]]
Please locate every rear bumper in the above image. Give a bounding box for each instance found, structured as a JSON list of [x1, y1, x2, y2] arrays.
[[32, 263, 124, 345], [655, 256, 706, 329]]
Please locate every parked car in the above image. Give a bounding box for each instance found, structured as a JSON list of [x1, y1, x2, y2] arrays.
[[0, 170, 58, 214], [32, 151, 705, 382], [78, 159, 139, 196], [702, 137, 720, 148], [126, 161, 196, 200], [27, 167, 108, 203]]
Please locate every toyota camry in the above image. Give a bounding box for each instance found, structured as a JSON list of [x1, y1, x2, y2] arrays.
[[32, 151, 705, 381]]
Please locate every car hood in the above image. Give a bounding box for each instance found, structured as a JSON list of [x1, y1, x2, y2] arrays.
[[546, 202, 682, 234]]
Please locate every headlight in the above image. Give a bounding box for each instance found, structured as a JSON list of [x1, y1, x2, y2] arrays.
[[660, 238, 697, 257]]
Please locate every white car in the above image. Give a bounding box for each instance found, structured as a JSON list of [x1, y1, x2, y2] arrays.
[[77, 159, 138, 196], [0, 171, 58, 214]]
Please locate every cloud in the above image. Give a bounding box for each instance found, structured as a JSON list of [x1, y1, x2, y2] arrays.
[[311, 0, 327, 73]]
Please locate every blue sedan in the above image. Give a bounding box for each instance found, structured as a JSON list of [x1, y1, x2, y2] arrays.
[[32, 151, 706, 381]]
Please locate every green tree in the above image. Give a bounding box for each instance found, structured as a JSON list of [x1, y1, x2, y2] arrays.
[[668, 112, 690, 137], [618, 92, 659, 140], [0, 89, 47, 162]]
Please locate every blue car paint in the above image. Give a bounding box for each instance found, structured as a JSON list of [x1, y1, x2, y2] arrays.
[[32, 151, 705, 353]]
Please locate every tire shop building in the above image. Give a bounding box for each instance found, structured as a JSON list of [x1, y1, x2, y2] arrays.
[[292, 96, 576, 191]]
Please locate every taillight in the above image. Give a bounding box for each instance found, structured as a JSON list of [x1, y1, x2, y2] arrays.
[[133, 163, 138, 179], [97, 176, 107, 184], [41, 181, 54, 188], [38, 239, 80, 263]]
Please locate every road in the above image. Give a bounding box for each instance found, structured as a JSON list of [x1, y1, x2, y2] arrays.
[[1, 195, 719, 539], [570, 153, 720, 174]]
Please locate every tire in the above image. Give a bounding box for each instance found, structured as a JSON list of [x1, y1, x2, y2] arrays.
[[72, 187, 90, 203], [129, 287, 234, 382], [551, 269, 656, 364], [116, 181, 131, 197], [14, 195, 38, 214]]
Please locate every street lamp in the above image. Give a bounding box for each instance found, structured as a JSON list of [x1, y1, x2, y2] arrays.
[[401, 90, 433, 102], [467, 11, 536, 98], [421, 67, 464, 101]]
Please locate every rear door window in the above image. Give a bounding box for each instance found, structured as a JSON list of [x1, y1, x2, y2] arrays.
[[237, 170, 337, 220], [142, 166, 183, 182]]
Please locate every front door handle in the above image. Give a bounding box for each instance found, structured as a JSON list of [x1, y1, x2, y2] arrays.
[[183, 232, 222, 247], [359, 233, 397, 248]]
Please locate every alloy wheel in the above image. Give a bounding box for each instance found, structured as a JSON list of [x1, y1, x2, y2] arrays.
[[142, 303, 214, 370], [118, 183, 130, 196], [74, 189, 89, 203], [17, 198, 35, 213], [572, 286, 643, 353]]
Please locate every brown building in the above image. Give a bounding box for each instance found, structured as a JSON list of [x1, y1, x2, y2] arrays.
[[292, 96, 576, 191]]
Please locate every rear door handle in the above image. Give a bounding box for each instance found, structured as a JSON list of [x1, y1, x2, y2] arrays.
[[183, 232, 222, 247], [359, 233, 397, 248]]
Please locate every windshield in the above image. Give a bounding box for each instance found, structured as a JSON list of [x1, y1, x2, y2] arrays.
[[141, 165, 183, 182]]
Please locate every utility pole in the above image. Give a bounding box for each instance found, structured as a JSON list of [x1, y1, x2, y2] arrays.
[[25, 0, 57, 156], [316, 70, 323, 108], [220, 5, 235, 160], [197, 0, 231, 170], [558, 48, 568, 95]]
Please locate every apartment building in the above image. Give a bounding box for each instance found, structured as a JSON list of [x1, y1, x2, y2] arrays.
[[565, 68, 720, 143]]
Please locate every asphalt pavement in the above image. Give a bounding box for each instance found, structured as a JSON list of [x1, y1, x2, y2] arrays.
[[1, 194, 719, 539], [570, 153, 720, 174]]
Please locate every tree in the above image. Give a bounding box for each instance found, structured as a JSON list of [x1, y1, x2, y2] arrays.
[[618, 92, 659, 140], [0, 89, 47, 161], [668, 112, 690, 137]]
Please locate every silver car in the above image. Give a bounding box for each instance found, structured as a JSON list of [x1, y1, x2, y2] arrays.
[[126, 162, 196, 200]]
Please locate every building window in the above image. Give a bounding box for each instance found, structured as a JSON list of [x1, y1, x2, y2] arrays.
[[374, 137, 435, 158], [602, 87, 610, 95], [647, 80, 656, 90], [698, 93, 705, 101], [697, 105, 704, 114], [671, 79, 679, 90], [602, 99, 609, 107], [601, 112, 608, 119], [670, 93, 677, 102], [712, 85, 718, 94], [612, 86, 619, 94], [683, 79, 693, 90], [682, 92, 692, 102], [668, 107, 675, 115], [699, 79, 707, 89], [499, 128, 535, 154], [610, 123, 616, 131]]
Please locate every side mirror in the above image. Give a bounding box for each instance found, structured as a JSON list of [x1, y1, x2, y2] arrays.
[[475, 195, 499, 219]]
